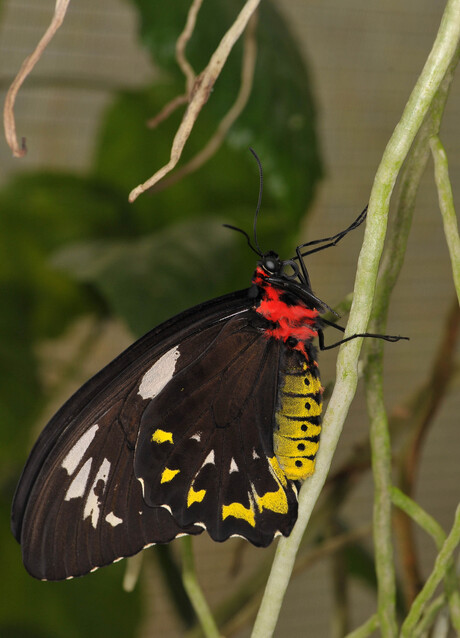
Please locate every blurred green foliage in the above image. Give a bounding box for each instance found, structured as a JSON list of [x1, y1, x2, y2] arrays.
[[0, 1, 321, 636]]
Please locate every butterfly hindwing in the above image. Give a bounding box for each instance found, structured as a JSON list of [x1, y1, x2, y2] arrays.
[[135, 316, 299, 546]]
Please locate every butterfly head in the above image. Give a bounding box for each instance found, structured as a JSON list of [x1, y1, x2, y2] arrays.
[[251, 251, 332, 315], [259, 251, 283, 276]]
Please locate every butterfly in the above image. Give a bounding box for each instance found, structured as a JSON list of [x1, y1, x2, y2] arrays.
[[11, 155, 407, 581]]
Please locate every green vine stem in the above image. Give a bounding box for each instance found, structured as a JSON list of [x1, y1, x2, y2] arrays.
[[413, 594, 447, 638], [363, 6, 460, 637], [251, 2, 460, 637], [344, 613, 379, 638], [181, 537, 220, 638], [430, 135, 460, 304], [400, 505, 460, 637], [391, 487, 460, 632], [391, 487, 446, 547]]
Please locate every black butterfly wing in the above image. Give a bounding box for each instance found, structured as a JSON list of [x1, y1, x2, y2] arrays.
[[12, 291, 252, 580], [134, 316, 299, 547]]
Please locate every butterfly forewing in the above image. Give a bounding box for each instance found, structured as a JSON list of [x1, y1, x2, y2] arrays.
[[12, 291, 253, 580]]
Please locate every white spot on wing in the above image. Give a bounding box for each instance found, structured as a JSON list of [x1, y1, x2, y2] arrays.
[[105, 511, 123, 527], [160, 503, 173, 514], [252, 449, 260, 460], [64, 458, 92, 500], [137, 477, 145, 497], [229, 458, 239, 473], [191, 432, 202, 442], [138, 346, 180, 399], [61, 424, 99, 475], [193, 450, 216, 480], [202, 450, 215, 466], [84, 458, 111, 528]]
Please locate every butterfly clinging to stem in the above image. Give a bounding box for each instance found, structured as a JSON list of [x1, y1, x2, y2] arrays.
[[12, 149, 407, 580]]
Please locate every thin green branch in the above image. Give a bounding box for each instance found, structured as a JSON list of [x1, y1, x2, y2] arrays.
[[430, 135, 460, 305], [391, 487, 446, 549], [400, 505, 460, 637], [391, 486, 460, 633], [366, 380, 398, 637], [181, 537, 220, 638], [251, 4, 460, 637], [413, 595, 447, 638], [361, 5, 460, 635], [344, 613, 379, 638]]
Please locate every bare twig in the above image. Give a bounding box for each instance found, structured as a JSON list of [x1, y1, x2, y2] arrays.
[[128, 0, 261, 203], [147, 94, 189, 129], [155, 11, 258, 192], [176, 0, 203, 93], [3, 0, 71, 157], [146, 0, 204, 130]]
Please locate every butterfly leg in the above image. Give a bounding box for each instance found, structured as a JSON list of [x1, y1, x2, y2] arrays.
[[318, 319, 409, 351]]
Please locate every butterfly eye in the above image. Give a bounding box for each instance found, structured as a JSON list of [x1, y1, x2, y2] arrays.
[[263, 257, 278, 273]]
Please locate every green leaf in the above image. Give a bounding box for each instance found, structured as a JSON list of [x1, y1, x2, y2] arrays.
[[53, 219, 240, 336], [0, 173, 129, 463]]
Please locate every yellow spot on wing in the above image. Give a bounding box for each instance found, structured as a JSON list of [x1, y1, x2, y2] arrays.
[[255, 485, 288, 514], [160, 467, 180, 483], [187, 486, 206, 506], [268, 456, 288, 487], [222, 502, 256, 527], [151, 429, 173, 444]]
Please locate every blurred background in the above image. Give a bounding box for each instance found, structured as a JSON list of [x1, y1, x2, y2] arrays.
[[0, 1, 459, 636]]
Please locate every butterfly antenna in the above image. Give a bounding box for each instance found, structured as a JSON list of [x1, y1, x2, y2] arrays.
[[249, 147, 264, 256], [222, 224, 261, 256]]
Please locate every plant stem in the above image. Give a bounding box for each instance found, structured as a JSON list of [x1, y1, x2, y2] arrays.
[[430, 135, 460, 305], [181, 537, 220, 638], [391, 487, 446, 548], [251, 3, 460, 637], [400, 505, 460, 637], [344, 613, 379, 638], [362, 4, 460, 635], [413, 595, 447, 638]]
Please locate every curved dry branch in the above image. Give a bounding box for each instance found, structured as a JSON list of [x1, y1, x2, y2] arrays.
[[176, 0, 203, 93], [147, 0, 203, 130], [3, 0, 71, 157], [128, 0, 261, 203], [155, 11, 258, 192], [146, 94, 189, 130]]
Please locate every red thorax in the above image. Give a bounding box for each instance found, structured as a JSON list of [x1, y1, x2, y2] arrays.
[[252, 267, 319, 358]]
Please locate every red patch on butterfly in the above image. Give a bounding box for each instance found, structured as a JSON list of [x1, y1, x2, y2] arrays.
[[253, 267, 318, 358]]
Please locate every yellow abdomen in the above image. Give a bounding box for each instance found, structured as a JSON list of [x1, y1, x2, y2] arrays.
[[274, 360, 323, 481]]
